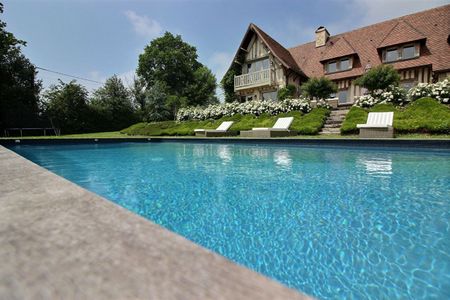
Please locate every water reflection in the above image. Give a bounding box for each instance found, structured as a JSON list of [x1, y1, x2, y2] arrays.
[[273, 149, 292, 169], [358, 155, 393, 176], [217, 145, 232, 163]]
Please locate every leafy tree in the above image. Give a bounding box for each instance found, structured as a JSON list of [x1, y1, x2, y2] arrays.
[[278, 84, 297, 100], [42, 80, 90, 133], [137, 32, 199, 95], [221, 62, 241, 103], [91, 75, 136, 130], [301, 77, 337, 99], [185, 66, 218, 106], [0, 3, 42, 131], [137, 32, 217, 117], [144, 81, 171, 122], [355, 65, 400, 92], [130, 75, 146, 110]]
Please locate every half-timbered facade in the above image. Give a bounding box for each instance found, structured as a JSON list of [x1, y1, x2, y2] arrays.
[[229, 4, 450, 104]]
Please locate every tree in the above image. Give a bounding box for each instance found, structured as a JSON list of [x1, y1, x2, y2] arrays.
[[301, 77, 337, 99], [130, 76, 146, 111], [0, 3, 42, 132], [278, 84, 297, 100], [42, 80, 90, 133], [137, 32, 217, 118], [137, 32, 199, 95], [355, 65, 400, 92], [221, 62, 240, 103], [91, 75, 136, 130], [144, 81, 171, 122], [185, 66, 218, 106]]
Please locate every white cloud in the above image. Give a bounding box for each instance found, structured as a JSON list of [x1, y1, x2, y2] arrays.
[[124, 10, 162, 39]]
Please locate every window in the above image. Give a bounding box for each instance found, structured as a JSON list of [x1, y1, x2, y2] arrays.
[[338, 90, 348, 104], [402, 45, 415, 59], [262, 91, 278, 101], [327, 62, 337, 73], [401, 81, 416, 91], [383, 44, 418, 62], [326, 57, 352, 73], [386, 48, 399, 62], [247, 58, 270, 73], [340, 59, 350, 71]]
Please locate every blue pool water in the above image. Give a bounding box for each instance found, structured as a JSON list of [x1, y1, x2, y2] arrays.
[[8, 142, 450, 299]]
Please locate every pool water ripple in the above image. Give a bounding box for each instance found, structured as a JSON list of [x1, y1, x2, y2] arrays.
[[9, 142, 450, 299]]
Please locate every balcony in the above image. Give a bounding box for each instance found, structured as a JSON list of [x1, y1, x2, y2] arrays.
[[234, 69, 272, 91]]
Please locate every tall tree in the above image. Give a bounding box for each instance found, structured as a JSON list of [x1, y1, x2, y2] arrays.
[[185, 66, 218, 106], [130, 76, 146, 110], [42, 80, 90, 133], [91, 75, 136, 130], [137, 32, 199, 95], [137, 32, 217, 120], [143, 81, 171, 122], [0, 3, 41, 131]]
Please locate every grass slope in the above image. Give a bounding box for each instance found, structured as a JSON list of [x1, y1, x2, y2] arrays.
[[122, 108, 330, 136], [341, 98, 450, 135]]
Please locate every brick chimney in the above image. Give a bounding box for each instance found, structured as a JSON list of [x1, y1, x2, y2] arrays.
[[315, 26, 330, 47]]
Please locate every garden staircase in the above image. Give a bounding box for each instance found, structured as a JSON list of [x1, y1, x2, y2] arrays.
[[320, 109, 350, 135]]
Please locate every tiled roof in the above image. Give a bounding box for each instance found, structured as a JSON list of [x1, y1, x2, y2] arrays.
[[286, 4, 450, 81], [250, 24, 305, 76], [378, 20, 426, 48], [321, 36, 356, 61]]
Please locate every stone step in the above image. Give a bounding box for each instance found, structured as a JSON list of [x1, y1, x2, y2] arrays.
[[325, 119, 344, 125], [320, 128, 341, 134], [330, 110, 349, 116], [324, 123, 341, 128]]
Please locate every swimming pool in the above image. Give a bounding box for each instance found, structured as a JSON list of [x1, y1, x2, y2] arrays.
[[8, 142, 450, 299]]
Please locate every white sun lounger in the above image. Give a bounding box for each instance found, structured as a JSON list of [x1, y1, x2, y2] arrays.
[[240, 117, 296, 137], [194, 121, 235, 137], [357, 112, 394, 138]]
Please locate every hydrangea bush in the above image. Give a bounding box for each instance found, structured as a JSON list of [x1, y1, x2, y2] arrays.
[[354, 79, 449, 108], [176, 98, 311, 121], [408, 79, 449, 103], [354, 86, 408, 107]]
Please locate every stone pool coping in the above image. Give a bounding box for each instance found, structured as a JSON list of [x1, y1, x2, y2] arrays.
[[0, 145, 311, 299]]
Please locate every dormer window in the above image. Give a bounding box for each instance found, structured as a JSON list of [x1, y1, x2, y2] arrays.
[[383, 43, 419, 62], [325, 57, 352, 74]]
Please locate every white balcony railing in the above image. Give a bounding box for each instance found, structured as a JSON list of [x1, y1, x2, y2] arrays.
[[234, 69, 272, 91]]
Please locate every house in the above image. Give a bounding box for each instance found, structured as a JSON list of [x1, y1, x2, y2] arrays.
[[230, 4, 450, 105]]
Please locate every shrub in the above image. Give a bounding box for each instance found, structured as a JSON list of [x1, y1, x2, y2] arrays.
[[355, 65, 400, 92], [300, 77, 337, 100], [354, 85, 408, 107], [176, 98, 311, 121], [277, 84, 297, 100], [408, 79, 449, 103]]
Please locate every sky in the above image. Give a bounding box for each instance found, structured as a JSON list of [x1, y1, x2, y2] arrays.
[[3, 0, 448, 99]]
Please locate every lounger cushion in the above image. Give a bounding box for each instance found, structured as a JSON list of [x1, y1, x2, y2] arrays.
[[357, 124, 391, 128]]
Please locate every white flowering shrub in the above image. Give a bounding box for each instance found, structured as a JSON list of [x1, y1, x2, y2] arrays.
[[354, 85, 408, 107], [315, 99, 332, 109], [176, 98, 311, 121], [408, 79, 449, 104]]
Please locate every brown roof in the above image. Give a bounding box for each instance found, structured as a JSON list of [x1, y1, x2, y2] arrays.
[[320, 36, 356, 61], [286, 4, 450, 81], [229, 23, 306, 78], [378, 20, 426, 48]]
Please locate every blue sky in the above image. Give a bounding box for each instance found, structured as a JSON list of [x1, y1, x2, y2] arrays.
[[3, 0, 448, 98]]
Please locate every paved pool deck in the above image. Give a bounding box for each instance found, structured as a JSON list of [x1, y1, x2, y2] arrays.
[[0, 145, 310, 300]]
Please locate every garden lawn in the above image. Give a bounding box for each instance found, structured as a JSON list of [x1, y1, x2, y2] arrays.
[[341, 98, 450, 135], [122, 108, 329, 136]]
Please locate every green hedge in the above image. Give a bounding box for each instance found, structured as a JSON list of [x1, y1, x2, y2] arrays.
[[341, 98, 450, 134], [122, 108, 330, 136]]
